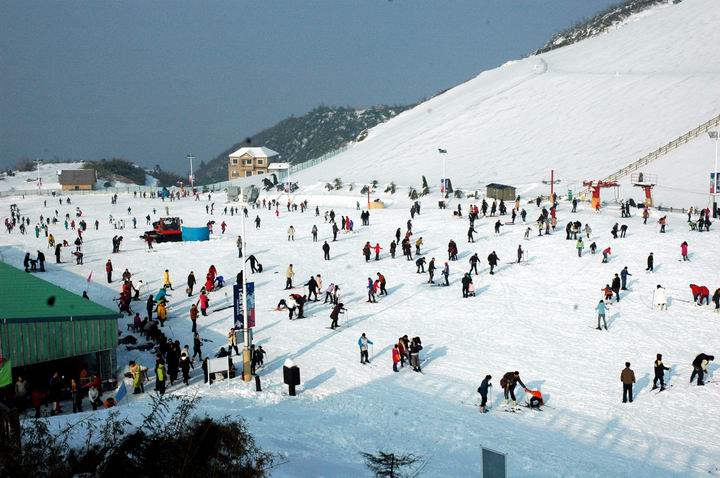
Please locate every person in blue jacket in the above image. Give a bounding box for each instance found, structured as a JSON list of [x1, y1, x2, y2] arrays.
[[358, 333, 373, 364], [620, 266, 632, 290], [477, 375, 492, 413], [595, 300, 607, 330]]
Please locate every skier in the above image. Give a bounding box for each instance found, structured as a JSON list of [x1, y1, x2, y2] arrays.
[[377, 272, 387, 295], [358, 333, 373, 364], [163, 269, 173, 290], [254, 216, 261, 228], [389, 240, 397, 258], [680, 241, 689, 261], [494, 220, 502, 235], [105, 259, 113, 283], [367, 277, 377, 303], [621, 362, 636, 403], [363, 242, 371, 262], [416, 256, 426, 273], [602, 246, 611, 263], [467, 225, 476, 243], [392, 345, 401, 372], [517, 245, 523, 263], [690, 353, 714, 386], [646, 252, 654, 272], [477, 375, 492, 413], [409, 337, 423, 372], [652, 354, 670, 391], [487, 251, 499, 275], [500, 371, 526, 407], [427, 258, 436, 283], [595, 300, 607, 330], [620, 266, 631, 290], [285, 264, 295, 289], [311, 225, 318, 242], [305, 276, 319, 301], [180, 352, 193, 386], [198, 290, 209, 316], [187, 271, 196, 297], [374, 243, 382, 261], [329, 302, 345, 329], [246, 254, 261, 273], [441, 262, 449, 286], [236, 236, 243, 257], [653, 285, 667, 310], [611, 274, 621, 302], [469, 253, 480, 275], [415, 237, 423, 255]]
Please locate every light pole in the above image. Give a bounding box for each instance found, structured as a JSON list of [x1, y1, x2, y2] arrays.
[[709, 131, 719, 218], [34, 159, 42, 190], [240, 188, 251, 381], [438, 148, 447, 198], [187, 154, 195, 190]]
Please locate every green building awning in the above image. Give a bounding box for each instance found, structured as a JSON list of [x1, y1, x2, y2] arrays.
[[0, 262, 119, 367]]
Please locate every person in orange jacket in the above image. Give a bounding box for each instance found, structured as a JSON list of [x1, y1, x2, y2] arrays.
[[525, 388, 544, 409], [392, 345, 401, 372]]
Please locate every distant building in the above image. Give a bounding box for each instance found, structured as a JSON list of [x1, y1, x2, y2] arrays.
[[228, 147, 279, 179], [58, 169, 97, 191], [486, 183, 516, 201], [268, 162, 290, 183]]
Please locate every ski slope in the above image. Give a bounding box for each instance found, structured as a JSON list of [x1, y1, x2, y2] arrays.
[[291, 0, 720, 209], [1, 188, 718, 477]]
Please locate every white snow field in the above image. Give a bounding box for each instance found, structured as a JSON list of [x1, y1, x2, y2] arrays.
[[1, 188, 718, 477], [291, 0, 720, 209]]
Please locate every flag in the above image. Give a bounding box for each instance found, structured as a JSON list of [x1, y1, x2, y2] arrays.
[[438, 148, 447, 154], [0, 358, 12, 388], [115, 381, 128, 403], [87, 271, 93, 283]]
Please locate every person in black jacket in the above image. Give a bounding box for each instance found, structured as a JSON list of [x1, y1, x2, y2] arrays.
[[461, 273, 472, 298], [646, 252, 654, 272], [652, 354, 670, 391], [487, 251, 499, 275], [477, 375, 492, 413], [690, 353, 714, 386], [187, 271, 196, 296], [322, 241, 331, 260], [611, 274, 621, 302]]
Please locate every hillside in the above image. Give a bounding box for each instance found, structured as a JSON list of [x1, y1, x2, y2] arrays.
[[193, 105, 412, 184], [291, 0, 720, 209]]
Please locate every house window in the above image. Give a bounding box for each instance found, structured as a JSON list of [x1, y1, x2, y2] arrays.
[[245, 171, 252, 177], [244, 159, 252, 165], [231, 159, 238, 165], [257, 171, 264, 175], [231, 170, 238, 177], [256, 159, 264, 165]]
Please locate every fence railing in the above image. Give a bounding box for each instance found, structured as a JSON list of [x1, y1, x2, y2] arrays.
[[603, 113, 720, 183], [289, 145, 349, 174]]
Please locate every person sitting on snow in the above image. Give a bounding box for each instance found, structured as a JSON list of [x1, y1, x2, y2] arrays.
[[525, 388, 544, 409]]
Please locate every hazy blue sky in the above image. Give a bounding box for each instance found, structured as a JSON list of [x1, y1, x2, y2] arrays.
[[0, 0, 618, 173]]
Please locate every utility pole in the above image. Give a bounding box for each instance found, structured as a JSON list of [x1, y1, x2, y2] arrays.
[[240, 188, 251, 382], [34, 159, 42, 190], [187, 154, 195, 190], [438, 148, 448, 198], [710, 131, 719, 218]]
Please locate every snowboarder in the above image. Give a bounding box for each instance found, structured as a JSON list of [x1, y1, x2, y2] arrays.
[[652, 354, 670, 391], [621, 362, 635, 403]]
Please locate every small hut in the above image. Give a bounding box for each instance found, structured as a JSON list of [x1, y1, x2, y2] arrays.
[[486, 183, 516, 201]]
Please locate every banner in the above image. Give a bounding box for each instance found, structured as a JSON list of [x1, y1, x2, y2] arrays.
[[115, 381, 128, 403], [233, 282, 255, 329], [0, 358, 11, 388], [711, 172, 720, 194], [440, 178, 449, 193]]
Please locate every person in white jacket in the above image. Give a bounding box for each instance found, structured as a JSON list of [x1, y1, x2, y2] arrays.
[[287, 226, 295, 241], [654, 285, 667, 310]]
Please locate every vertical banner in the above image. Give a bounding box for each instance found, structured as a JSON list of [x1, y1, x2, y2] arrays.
[[710, 172, 719, 194], [233, 282, 256, 329], [440, 178, 449, 193]]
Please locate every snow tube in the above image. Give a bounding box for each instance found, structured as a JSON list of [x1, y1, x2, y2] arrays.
[[181, 226, 210, 241]]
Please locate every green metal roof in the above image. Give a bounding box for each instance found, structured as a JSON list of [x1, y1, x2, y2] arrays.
[[0, 262, 119, 322]]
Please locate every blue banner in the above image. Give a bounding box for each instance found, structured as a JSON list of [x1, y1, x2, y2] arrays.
[[233, 282, 255, 329]]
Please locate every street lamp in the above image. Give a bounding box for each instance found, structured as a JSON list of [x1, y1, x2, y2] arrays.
[[438, 148, 447, 198], [34, 159, 42, 190], [187, 154, 195, 190], [239, 188, 252, 382], [709, 131, 719, 218]]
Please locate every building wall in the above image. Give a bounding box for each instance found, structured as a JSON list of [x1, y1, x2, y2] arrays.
[[61, 184, 93, 191], [0, 318, 117, 367], [228, 154, 270, 180]]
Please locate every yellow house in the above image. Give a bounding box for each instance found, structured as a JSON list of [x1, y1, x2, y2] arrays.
[[58, 169, 97, 191], [228, 147, 279, 179]]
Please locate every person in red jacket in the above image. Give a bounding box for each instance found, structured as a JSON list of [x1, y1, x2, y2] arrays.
[[105, 259, 113, 283], [602, 247, 611, 263], [373, 243, 382, 261], [392, 345, 401, 372], [198, 290, 209, 316], [690, 284, 710, 305], [680, 241, 689, 261]]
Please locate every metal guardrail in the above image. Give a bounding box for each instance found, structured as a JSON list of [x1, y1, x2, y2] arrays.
[[289, 145, 349, 174], [603, 113, 720, 183]]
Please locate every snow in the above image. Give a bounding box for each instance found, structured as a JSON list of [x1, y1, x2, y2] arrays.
[[291, 0, 720, 209], [229, 146, 280, 158], [1, 188, 719, 477]]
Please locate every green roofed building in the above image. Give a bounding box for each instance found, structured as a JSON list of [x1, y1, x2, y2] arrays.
[[0, 261, 119, 389]]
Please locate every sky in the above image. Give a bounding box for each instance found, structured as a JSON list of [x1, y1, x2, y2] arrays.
[[0, 0, 620, 174]]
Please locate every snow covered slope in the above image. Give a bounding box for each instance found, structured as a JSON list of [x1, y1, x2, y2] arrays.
[[292, 0, 720, 208], [1, 190, 718, 476]]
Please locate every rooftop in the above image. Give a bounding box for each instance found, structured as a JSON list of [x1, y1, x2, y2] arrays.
[[0, 262, 119, 322], [228, 147, 279, 159], [58, 169, 96, 185]]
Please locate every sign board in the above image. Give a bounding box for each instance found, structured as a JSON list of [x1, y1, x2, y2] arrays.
[[711, 172, 720, 194], [233, 282, 256, 329], [481, 447, 507, 478], [207, 356, 231, 375]]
